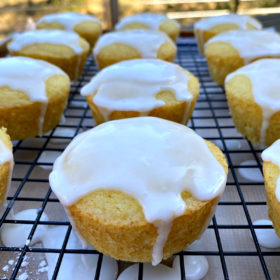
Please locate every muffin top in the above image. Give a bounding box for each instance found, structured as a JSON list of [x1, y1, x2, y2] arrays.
[[226, 59, 280, 146], [81, 59, 193, 120], [36, 12, 101, 31], [194, 14, 261, 31], [115, 13, 179, 30], [226, 59, 280, 109], [0, 56, 69, 135], [94, 29, 175, 58], [50, 116, 226, 214], [8, 30, 85, 54], [0, 56, 68, 103], [205, 30, 280, 63]]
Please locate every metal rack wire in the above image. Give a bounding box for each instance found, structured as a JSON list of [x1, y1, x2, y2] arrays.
[[0, 38, 279, 280]]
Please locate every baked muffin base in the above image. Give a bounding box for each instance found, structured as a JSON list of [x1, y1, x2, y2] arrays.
[[68, 140, 227, 263], [205, 41, 244, 86]]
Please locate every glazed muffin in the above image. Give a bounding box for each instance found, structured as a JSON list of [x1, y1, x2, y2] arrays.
[[8, 30, 90, 80], [194, 14, 261, 54], [225, 59, 280, 147], [205, 30, 280, 85], [262, 140, 280, 237], [115, 13, 180, 42], [81, 59, 200, 125], [36, 12, 102, 48], [0, 56, 70, 140], [94, 29, 176, 69], [0, 128, 13, 205], [49, 117, 228, 264]]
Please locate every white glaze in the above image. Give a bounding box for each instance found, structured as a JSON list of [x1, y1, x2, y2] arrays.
[[94, 29, 175, 59], [0, 209, 49, 247], [0, 135, 12, 166], [81, 59, 193, 122], [43, 228, 117, 280], [117, 255, 208, 280], [0, 57, 69, 136], [38, 151, 61, 170], [0, 134, 13, 204], [194, 14, 261, 31], [253, 219, 280, 249], [37, 12, 101, 31], [50, 127, 76, 144], [206, 30, 280, 64], [0, 209, 118, 280], [262, 139, 280, 202], [116, 13, 179, 30], [238, 160, 263, 182], [8, 30, 84, 54], [49, 117, 227, 265], [226, 59, 280, 146]]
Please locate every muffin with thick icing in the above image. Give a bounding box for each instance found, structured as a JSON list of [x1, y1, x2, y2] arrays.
[[115, 13, 180, 42], [36, 12, 102, 48], [205, 30, 280, 85], [225, 59, 280, 147], [194, 14, 261, 54], [81, 59, 199, 125], [8, 30, 90, 80], [49, 117, 228, 264], [0, 57, 70, 140], [0, 128, 13, 205], [262, 140, 280, 237], [94, 29, 176, 69]]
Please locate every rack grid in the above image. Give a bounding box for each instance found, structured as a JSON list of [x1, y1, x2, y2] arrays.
[[0, 38, 279, 280]]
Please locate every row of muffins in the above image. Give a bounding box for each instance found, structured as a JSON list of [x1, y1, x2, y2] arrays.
[[194, 14, 280, 147], [7, 12, 180, 80], [0, 11, 229, 267], [0, 12, 184, 210], [0, 11, 279, 269], [194, 14, 280, 242], [1, 12, 182, 141]]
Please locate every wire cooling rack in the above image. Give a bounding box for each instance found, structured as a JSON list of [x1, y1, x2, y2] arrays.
[[0, 37, 279, 280]]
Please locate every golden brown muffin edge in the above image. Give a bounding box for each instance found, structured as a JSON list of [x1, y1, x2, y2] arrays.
[[263, 161, 280, 238], [68, 139, 228, 262]]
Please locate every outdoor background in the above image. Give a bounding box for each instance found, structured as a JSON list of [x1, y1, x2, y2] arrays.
[[1, 0, 280, 40]]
